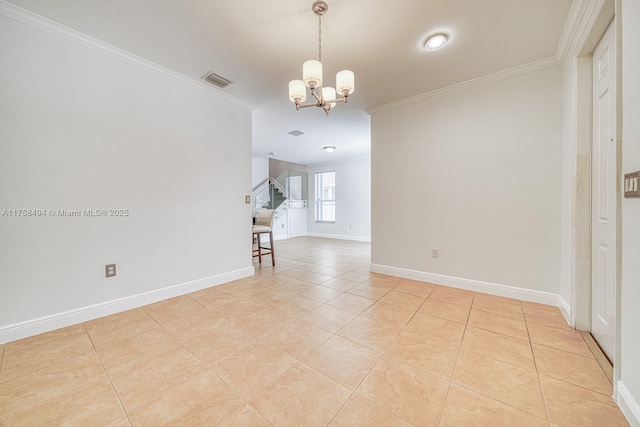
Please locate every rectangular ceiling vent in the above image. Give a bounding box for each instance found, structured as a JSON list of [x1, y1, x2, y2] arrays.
[[202, 71, 233, 88], [288, 130, 304, 137]]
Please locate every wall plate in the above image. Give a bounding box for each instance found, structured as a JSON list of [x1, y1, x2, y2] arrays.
[[624, 171, 640, 198], [105, 264, 116, 277]]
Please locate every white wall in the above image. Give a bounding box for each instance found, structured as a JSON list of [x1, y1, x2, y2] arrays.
[[251, 156, 269, 188], [370, 66, 562, 297], [307, 157, 371, 241], [560, 58, 576, 313], [288, 208, 308, 238], [619, 0, 640, 420], [0, 11, 253, 341]]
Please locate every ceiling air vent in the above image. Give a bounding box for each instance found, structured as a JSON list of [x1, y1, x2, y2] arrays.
[[288, 130, 304, 137], [202, 71, 233, 88]]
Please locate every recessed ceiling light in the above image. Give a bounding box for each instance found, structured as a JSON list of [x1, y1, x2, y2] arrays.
[[424, 34, 448, 52], [323, 146, 336, 153]]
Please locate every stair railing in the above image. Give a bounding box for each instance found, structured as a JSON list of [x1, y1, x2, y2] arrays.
[[251, 175, 288, 196], [252, 174, 290, 221]]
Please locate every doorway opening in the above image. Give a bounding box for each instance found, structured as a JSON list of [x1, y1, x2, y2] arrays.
[[570, 0, 619, 393]]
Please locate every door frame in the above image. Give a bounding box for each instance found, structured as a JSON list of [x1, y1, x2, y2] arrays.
[[569, 0, 621, 396]]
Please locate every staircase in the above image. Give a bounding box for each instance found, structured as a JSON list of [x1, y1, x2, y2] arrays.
[[266, 184, 286, 209], [252, 176, 289, 222], [252, 170, 309, 238]]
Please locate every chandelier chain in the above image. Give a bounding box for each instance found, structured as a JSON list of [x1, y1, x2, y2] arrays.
[[318, 13, 322, 63]]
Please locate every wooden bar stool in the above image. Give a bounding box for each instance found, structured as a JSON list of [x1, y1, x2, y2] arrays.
[[252, 209, 276, 265]]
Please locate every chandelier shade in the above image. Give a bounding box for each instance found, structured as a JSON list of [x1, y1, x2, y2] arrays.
[[303, 60, 323, 88], [322, 87, 337, 108], [288, 80, 306, 103], [336, 70, 355, 95], [288, 1, 355, 115]]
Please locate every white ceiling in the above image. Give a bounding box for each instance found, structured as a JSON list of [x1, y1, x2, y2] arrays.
[[8, 0, 573, 165]]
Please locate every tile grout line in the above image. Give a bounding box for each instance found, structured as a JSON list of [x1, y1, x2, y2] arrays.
[[444, 291, 476, 425], [448, 382, 551, 424], [0, 330, 95, 385], [81, 322, 134, 427], [447, 294, 549, 423], [318, 282, 435, 425], [322, 366, 358, 426], [450, 294, 552, 423], [117, 304, 252, 424], [345, 393, 420, 427], [181, 303, 290, 423], [436, 288, 476, 425], [536, 371, 616, 398], [356, 285, 436, 426], [523, 305, 552, 424], [462, 303, 539, 372], [133, 304, 260, 424]]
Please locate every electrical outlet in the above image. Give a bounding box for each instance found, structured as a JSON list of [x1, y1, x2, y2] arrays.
[[245, 195, 251, 204], [349, 224, 352, 229], [105, 264, 116, 277], [431, 248, 439, 258]]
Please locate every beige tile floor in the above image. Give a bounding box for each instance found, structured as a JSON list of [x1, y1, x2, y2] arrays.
[[0, 237, 629, 426]]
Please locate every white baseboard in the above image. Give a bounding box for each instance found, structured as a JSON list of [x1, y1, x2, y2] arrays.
[[370, 263, 560, 306], [558, 296, 572, 325], [617, 381, 640, 427], [306, 232, 371, 242], [0, 266, 254, 345]]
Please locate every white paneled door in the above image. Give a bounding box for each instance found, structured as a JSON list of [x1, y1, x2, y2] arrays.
[[591, 20, 617, 361]]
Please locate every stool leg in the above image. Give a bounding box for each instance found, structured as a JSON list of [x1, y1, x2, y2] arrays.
[[257, 232, 262, 263], [269, 231, 275, 265]]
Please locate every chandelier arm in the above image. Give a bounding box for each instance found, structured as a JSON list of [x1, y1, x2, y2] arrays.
[[311, 90, 323, 104], [321, 95, 348, 104], [297, 102, 322, 109]]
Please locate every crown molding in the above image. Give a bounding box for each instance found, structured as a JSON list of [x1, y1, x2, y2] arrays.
[[556, 0, 613, 62], [366, 56, 560, 115], [555, 0, 590, 63], [0, 0, 256, 111]]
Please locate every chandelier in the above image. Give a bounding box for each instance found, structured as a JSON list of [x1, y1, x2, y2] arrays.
[[288, 1, 355, 115]]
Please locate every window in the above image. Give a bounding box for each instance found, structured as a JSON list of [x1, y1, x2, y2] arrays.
[[315, 171, 335, 222]]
